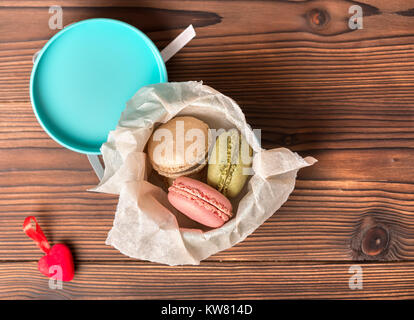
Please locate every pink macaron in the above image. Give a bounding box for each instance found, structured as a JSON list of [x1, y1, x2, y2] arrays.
[[168, 177, 233, 228]]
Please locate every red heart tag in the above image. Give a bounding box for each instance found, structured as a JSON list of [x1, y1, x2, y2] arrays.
[[38, 244, 74, 282], [23, 216, 75, 282]]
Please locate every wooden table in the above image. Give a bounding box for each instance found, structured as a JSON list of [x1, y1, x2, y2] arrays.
[[1, 0, 414, 299]]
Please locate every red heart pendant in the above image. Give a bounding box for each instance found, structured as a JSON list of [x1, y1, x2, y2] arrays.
[[23, 216, 75, 282], [38, 244, 74, 282]]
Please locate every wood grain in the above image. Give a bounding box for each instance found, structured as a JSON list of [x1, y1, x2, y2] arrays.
[[0, 0, 414, 299], [2, 1, 414, 103], [0, 100, 412, 262], [0, 165, 413, 261], [1, 261, 414, 299]]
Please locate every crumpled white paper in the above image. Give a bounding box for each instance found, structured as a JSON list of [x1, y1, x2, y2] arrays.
[[91, 81, 317, 265]]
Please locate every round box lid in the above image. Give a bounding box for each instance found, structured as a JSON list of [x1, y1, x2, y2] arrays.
[[30, 18, 167, 154]]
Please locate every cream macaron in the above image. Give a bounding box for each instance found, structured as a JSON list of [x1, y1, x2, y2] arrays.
[[147, 116, 211, 179]]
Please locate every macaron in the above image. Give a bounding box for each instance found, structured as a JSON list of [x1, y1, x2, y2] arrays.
[[207, 129, 253, 198], [147, 116, 210, 179], [163, 165, 207, 189], [168, 176, 233, 228]]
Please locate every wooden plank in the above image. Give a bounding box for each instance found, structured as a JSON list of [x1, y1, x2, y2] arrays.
[[0, 85, 414, 260], [2, 1, 414, 102], [1, 0, 414, 41], [1, 261, 414, 299], [6, 0, 414, 10], [1, 102, 413, 176], [0, 178, 413, 261], [0, 95, 412, 261]]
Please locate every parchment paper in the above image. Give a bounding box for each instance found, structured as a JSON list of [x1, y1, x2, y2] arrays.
[[90, 81, 317, 265]]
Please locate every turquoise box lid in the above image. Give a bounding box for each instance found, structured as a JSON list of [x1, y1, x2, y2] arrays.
[[30, 18, 167, 154]]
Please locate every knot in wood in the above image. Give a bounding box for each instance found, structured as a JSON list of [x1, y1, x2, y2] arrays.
[[307, 8, 330, 29], [284, 135, 292, 146], [362, 226, 389, 256]]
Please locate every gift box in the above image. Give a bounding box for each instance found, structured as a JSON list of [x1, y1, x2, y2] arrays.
[[91, 81, 316, 265]]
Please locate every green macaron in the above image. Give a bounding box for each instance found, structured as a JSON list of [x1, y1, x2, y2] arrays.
[[207, 129, 253, 198]]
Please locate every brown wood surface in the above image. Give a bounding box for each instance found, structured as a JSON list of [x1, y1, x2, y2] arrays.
[[1, 261, 414, 299], [0, 0, 414, 299]]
